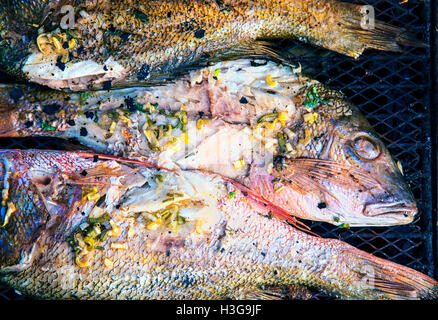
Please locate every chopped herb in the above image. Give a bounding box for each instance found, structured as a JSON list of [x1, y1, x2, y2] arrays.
[[277, 132, 286, 153], [154, 174, 164, 183], [257, 112, 278, 123], [213, 68, 220, 80], [79, 92, 91, 106], [166, 193, 184, 198], [87, 213, 111, 224], [228, 191, 237, 199], [338, 223, 350, 229], [184, 152, 195, 159], [98, 229, 109, 242], [145, 115, 155, 127], [333, 217, 340, 223], [302, 86, 329, 109], [108, 111, 118, 120], [41, 122, 57, 131], [271, 177, 281, 184]]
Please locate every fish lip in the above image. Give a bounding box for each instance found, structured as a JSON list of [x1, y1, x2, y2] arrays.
[[363, 201, 418, 218]]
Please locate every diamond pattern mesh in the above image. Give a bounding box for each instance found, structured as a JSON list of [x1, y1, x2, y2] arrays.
[[0, 0, 435, 300]]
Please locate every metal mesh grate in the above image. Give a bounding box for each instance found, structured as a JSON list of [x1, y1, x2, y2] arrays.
[[0, 0, 436, 300]]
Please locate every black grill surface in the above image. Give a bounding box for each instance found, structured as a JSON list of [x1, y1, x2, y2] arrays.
[[0, 0, 436, 300]]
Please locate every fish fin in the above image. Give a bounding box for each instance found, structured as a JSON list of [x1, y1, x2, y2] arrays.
[[74, 152, 170, 172], [242, 288, 284, 300], [354, 20, 427, 53], [335, 10, 427, 58], [277, 158, 380, 192], [343, 244, 438, 300], [200, 40, 288, 66], [197, 168, 316, 235]]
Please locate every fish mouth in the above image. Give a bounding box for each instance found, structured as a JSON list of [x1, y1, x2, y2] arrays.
[[363, 201, 417, 219]]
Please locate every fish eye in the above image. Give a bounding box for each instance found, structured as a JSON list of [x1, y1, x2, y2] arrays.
[[352, 134, 381, 161]]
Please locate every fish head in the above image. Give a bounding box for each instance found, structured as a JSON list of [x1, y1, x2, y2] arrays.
[[324, 103, 417, 226], [270, 84, 417, 227]]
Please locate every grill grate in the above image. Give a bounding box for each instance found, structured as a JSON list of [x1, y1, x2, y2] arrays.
[[0, 0, 436, 300]]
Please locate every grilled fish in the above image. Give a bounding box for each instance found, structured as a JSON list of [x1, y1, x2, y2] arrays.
[[0, 59, 417, 227], [0, 149, 436, 300], [0, 0, 424, 90]]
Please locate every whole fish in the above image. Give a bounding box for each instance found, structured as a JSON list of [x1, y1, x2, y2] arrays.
[[0, 59, 417, 227], [0, 0, 423, 90], [0, 149, 436, 300]]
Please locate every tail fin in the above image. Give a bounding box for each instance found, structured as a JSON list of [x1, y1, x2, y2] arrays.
[[303, 2, 427, 59], [353, 20, 428, 54], [341, 243, 438, 300]]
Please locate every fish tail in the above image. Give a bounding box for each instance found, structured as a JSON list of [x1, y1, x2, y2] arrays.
[[338, 242, 438, 300], [333, 2, 427, 58], [348, 19, 427, 54]]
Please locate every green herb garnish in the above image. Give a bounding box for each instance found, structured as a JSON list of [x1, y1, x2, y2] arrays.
[[257, 112, 278, 124], [79, 92, 91, 106], [41, 122, 57, 131]]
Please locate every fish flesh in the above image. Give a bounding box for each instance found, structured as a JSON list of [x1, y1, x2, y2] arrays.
[[0, 149, 436, 300], [0, 0, 424, 90], [0, 59, 417, 227]]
